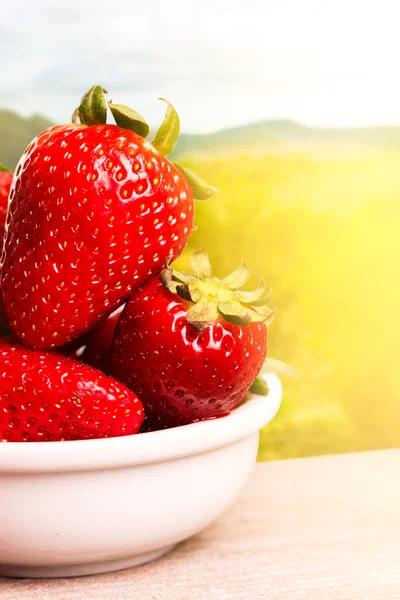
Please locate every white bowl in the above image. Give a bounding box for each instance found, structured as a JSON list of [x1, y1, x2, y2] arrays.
[[0, 373, 282, 579]]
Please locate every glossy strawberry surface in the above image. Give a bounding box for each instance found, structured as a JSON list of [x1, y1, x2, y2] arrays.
[[0, 171, 12, 237], [0, 292, 7, 334], [0, 339, 144, 442], [80, 306, 123, 373], [1, 124, 193, 348], [110, 278, 267, 428], [0, 171, 12, 332]]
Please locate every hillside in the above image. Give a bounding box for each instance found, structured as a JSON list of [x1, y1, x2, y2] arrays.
[[171, 120, 400, 159], [2, 108, 400, 169], [0, 110, 54, 169]]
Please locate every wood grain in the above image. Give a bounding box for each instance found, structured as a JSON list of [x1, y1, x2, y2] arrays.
[[1, 449, 400, 599]]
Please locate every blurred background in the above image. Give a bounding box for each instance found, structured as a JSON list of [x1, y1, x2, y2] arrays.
[[1, 0, 399, 460]]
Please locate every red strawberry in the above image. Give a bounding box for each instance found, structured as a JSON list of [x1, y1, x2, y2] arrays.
[[59, 333, 91, 361], [0, 338, 144, 442], [0, 291, 7, 335], [1, 86, 217, 349], [110, 249, 274, 428], [0, 169, 12, 236], [80, 306, 123, 372], [0, 166, 13, 334]]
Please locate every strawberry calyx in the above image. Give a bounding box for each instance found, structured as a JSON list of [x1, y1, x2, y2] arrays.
[[249, 377, 269, 396], [161, 248, 275, 332], [71, 85, 218, 200], [109, 102, 150, 139], [151, 98, 180, 156], [72, 85, 149, 137], [0, 162, 11, 173], [72, 85, 108, 126], [173, 164, 219, 201]]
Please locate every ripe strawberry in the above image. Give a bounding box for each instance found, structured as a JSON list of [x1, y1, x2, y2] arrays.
[[0, 165, 13, 334], [110, 249, 274, 428], [0, 290, 7, 334], [0, 338, 144, 442], [80, 306, 123, 372], [0, 168, 12, 237], [1, 86, 217, 349], [59, 332, 90, 361]]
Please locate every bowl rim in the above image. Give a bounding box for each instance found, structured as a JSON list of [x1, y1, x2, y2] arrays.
[[0, 373, 282, 473]]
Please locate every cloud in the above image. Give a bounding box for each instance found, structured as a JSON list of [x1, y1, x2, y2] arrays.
[[1, 0, 400, 130]]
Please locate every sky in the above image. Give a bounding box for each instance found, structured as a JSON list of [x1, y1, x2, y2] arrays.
[[1, 0, 400, 133]]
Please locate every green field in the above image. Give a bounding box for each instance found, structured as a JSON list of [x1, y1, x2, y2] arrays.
[[176, 153, 400, 460]]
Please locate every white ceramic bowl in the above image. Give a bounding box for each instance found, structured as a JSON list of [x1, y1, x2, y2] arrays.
[[0, 373, 282, 579]]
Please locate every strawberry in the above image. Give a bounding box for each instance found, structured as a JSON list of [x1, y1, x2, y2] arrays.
[[0, 338, 144, 442], [1, 86, 217, 349], [0, 164, 13, 334], [80, 306, 123, 372], [0, 298, 7, 334], [60, 333, 90, 361], [110, 249, 274, 428], [0, 167, 12, 237]]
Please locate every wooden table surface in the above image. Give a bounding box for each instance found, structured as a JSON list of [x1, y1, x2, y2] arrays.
[[1, 449, 400, 599]]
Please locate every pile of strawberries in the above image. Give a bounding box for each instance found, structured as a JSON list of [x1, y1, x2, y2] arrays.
[[0, 86, 274, 442]]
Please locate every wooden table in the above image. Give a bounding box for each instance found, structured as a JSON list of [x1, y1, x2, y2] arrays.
[[1, 449, 400, 599]]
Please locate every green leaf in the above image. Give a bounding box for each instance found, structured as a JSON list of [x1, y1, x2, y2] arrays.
[[151, 99, 180, 156], [71, 108, 82, 125], [222, 260, 250, 290], [247, 293, 273, 307], [184, 282, 204, 302], [172, 269, 197, 284], [109, 103, 150, 138], [190, 248, 212, 278], [218, 301, 252, 326], [234, 278, 272, 304], [186, 296, 219, 332], [73, 85, 108, 126], [175, 284, 193, 302], [250, 305, 276, 326], [249, 376, 269, 396], [174, 163, 219, 200], [187, 283, 202, 303], [261, 358, 299, 378], [160, 267, 174, 290], [0, 162, 11, 173]]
